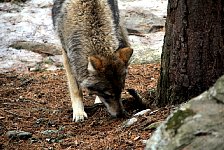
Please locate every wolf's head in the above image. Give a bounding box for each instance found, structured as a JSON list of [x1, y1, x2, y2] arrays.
[[81, 47, 133, 117]]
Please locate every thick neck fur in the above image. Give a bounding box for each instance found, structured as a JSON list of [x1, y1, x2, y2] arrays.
[[59, 0, 119, 57]]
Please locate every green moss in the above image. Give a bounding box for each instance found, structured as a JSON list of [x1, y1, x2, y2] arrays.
[[166, 109, 195, 132]]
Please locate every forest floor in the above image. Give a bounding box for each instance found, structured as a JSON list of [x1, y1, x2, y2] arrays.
[[0, 63, 172, 150]]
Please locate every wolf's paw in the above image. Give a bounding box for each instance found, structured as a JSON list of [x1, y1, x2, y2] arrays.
[[72, 110, 88, 122]]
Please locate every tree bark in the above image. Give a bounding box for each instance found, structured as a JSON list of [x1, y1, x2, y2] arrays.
[[157, 0, 224, 106]]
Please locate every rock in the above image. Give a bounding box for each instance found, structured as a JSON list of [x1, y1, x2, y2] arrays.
[[119, 0, 167, 64], [145, 75, 224, 150], [119, 0, 167, 34], [128, 32, 164, 64], [122, 117, 138, 128], [122, 109, 153, 128], [17, 131, 33, 140], [134, 136, 140, 141], [121, 9, 165, 34], [6, 130, 32, 140], [9, 41, 62, 56], [134, 109, 151, 116], [29, 67, 40, 72], [41, 129, 58, 135], [45, 65, 59, 71], [35, 118, 44, 124], [6, 130, 21, 139]]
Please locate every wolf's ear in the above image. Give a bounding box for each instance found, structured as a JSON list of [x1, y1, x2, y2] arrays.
[[88, 56, 103, 73], [116, 47, 133, 65]]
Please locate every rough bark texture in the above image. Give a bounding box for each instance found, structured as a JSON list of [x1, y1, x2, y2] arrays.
[[157, 0, 224, 106]]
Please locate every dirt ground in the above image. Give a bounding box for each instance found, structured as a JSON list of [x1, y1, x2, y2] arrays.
[[0, 63, 171, 150]]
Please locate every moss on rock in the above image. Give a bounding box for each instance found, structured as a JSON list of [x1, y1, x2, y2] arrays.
[[166, 109, 195, 132]]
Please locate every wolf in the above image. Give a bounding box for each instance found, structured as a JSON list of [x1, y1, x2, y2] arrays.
[[52, 0, 133, 122]]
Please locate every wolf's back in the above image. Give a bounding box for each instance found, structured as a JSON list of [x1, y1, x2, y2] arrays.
[[52, 0, 128, 53], [52, 0, 119, 26]]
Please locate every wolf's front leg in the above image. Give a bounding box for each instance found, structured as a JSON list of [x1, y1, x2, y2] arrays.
[[69, 87, 87, 122], [62, 51, 87, 122]]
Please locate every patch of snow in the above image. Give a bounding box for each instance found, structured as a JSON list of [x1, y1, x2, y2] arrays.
[[0, 0, 167, 72], [119, 0, 168, 18]]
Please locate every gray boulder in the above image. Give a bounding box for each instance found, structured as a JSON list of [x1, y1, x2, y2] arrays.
[[118, 0, 167, 64], [119, 0, 167, 34], [121, 9, 165, 34], [145, 75, 224, 150]]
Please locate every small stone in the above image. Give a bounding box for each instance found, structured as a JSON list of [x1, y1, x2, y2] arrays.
[[0, 117, 5, 120], [123, 117, 138, 128], [29, 67, 37, 72], [41, 129, 58, 135], [74, 140, 79, 145], [134, 109, 151, 116], [46, 65, 58, 71], [17, 131, 32, 140], [30, 137, 38, 143], [35, 118, 45, 124], [6, 130, 32, 140], [134, 136, 140, 141], [6, 131, 17, 139], [46, 138, 51, 142]]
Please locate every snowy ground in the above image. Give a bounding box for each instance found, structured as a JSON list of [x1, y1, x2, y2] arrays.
[[0, 0, 57, 72], [119, 0, 167, 18], [0, 0, 167, 73]]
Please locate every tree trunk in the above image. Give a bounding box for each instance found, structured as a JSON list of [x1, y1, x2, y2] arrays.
[[157, 0, 224, 106]]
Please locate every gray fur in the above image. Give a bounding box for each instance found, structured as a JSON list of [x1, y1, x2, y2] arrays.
[[52, 0, 129, 84], [52, 0, 132, 120]]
